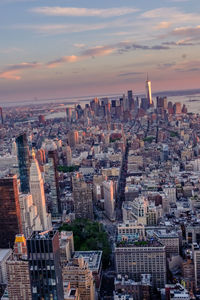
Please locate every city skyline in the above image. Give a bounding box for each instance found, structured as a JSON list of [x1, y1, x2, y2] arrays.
[[0, 0, 200, 102]]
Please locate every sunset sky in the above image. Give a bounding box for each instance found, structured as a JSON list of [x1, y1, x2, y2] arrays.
[[0, 0, 200, 102]]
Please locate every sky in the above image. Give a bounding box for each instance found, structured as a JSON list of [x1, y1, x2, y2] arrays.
[[0, 0, 200, 102]]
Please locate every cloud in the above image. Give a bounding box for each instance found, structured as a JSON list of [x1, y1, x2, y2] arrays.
[[0, 62, 41, 80], [0, 47, 24, 54], [31, 6, 138, 18], [81, 45, 116, 57], [0, 70, 21, 80], [47, 55, 79, 68], [156, 22, 171, 29], [0, 40, 174, 80], [118, 71, 143, 77], [14, 23, 114, 35], [73, 43, 85, 48], [170, 25, 200, 39]]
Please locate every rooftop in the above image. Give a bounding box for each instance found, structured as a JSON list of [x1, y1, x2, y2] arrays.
[[0, 249, 12, 262], [74, 251, 102, 271], [28, 230, 57, 240]]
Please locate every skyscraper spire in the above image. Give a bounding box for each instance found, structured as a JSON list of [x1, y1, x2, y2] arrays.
[[145, 74, 152, 106]]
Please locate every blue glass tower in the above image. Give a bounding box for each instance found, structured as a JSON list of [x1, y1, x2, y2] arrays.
[[16, 133, 30, 193]]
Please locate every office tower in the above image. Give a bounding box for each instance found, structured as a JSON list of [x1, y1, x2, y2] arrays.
[[128, 90, 134, 110], [0, 107, 3, 124], [115, 239, 166, 288], [64, 282, 80, 300], [7, 235, 32, 300], [36, 148, 46, 166], [19, 193, 42, 237], [62, 256, 95, 300], [141, 98, 149, 111], [0, 249, 12, 285], [38, 114, 45, 124], [156, 96, 168, 109], [27, 230, 64, 300], [30, 150, 51, 230], [0, 175, 22, 248], [72, 173, 94, 220], [173, 102, 182, 114], [59, 231, 75, 265], [66, 107, 72, 123], [68, 130, 79, 148], [63, 145, 72, 166], [192, 243, 200, 291], [145, 75, 152, 106], [103, 181, 115, 221], [45, 150, 60, 215], [16, 133, 30, 193]]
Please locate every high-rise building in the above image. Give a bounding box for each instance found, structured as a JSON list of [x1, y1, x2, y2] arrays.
[[103, 181, 115, 221], [0, 249, 12, 285], [145, 75, 152, 106], [68, 130, 79, 148], [192, 243, 200, 291], [115, 239, 166, 288], [16, 133, 30, 193], [156, 96, 167, 109], [59, 231, 75, 265], [62, 256, 95, 300], [30, 150, 51, 230], [66, 107, 72, 123], [7, 235, 32, 300], [0, 107, 3, 124], [64, 282, 80, 300], [27, 230, 64, 300], [72, 173, 94, 220], [19, 193, 42, 237], [63, 145, 72, 166], [45, 150, 60, 215], [0, 175, 22, 248]]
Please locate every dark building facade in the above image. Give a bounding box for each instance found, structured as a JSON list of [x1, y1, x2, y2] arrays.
[[16, 133, 30, 193], [27, 230, 64, 300], [0, 175, 22, 248], [0, 107, 3, 124]]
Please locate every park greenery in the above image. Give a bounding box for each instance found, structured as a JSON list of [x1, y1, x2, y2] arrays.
[[60, 219, 111, 268], [170, 131, 179, 138], [143, 136, 154, 143], [57, 165, 79, 173]]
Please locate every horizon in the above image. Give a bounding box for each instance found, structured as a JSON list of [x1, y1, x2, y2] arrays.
[[0, 0, 200, 102]]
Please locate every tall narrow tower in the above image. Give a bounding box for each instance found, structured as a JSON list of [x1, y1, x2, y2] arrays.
[[16, 133, 30, 193], [30, 150, 51, 230], [0, 175, 22, 248], [145, 74, 152, 106]]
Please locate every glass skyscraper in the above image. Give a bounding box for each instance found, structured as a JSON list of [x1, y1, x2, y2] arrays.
[[16, 133, 30, 193], [27, 230, 64, 300]]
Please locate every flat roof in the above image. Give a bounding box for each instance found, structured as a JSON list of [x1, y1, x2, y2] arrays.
[[0, 249, 11, 262], [74, 251, 102, 271]]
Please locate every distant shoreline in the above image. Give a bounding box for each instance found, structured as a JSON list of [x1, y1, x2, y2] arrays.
[[1, 88, 200, 108]]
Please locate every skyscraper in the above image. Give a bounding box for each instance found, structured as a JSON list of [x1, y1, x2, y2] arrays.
[[103, 181, 115, 221], [45, 150, 60, 215], [66, 107, 72, 123], [62, 256, 95, 300], [145, 74, 152, 106], [7, 235, 32, 300], [27, 230, 64, 300], [30, 150, 51, 230], [72, 173, 94, 220], [0, 175, 22, 248], [68, 130, 79, 148], [0, 107, 3, 124], [16, 133, 30, 193]]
